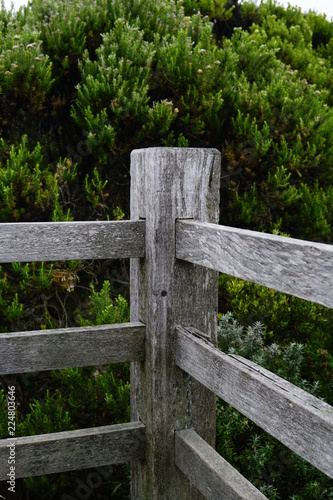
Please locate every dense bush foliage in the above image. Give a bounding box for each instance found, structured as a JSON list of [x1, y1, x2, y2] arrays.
[[0, 0, 332, 497], [216, 312, 333, 499], [0, 281, 131, 498]]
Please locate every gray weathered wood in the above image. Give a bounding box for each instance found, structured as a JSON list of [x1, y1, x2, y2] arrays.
[[175, 429, 268, 500], [0, 421, 145, 480], [130, 148, 221, 498], [176, 220, 333, 308], [0, 220, 145, 262], [176, 326, 333, 479], [0, 322, 145, 374]]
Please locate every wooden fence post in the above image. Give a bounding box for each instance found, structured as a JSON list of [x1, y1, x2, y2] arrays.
[[130, 148, 221, 498]]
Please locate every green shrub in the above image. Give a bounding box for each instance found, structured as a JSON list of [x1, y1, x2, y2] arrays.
[[218, 311, 307, 387], [218, 274, 333, 403], [0, 20, 53, 109], [77, 281, 129, 326], [0, 136, 73, 222], [0, 281, 131, 497], [0, 0, 332, 497], [216, 312, 333, 499]]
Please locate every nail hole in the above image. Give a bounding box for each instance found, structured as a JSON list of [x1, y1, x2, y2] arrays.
[[161, 290, 167, 297]]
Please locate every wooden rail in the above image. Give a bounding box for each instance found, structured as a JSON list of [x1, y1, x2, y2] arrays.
[[0, 220, 145, 263], [176, 326, 333, 479], [176, 220, 333, 308], [175, 429, 267, 499], [0, 322, 145, 374], [0, 421, 145, 480], [1, 148, 332, 498]]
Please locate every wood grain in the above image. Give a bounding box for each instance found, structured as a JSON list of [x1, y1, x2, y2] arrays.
[[0, 220, 145, 263], [176, 326, 333, 479], [130, 148, 221, 498], [0, 322, 145, 374], [0, 421, 146, 479], [176, 220, 333, 308], [175, 429, 267, 499]]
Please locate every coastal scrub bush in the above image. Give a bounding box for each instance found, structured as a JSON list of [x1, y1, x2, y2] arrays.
[[216, 312, 333, 498], [0, 281, 131, 498], [0, 0, 332, 497]]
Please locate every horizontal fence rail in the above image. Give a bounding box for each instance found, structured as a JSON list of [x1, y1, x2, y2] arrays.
[[176, 220, 333, 308], [0, 322, 145, 375], [0, 220, 145, 263], [175, 429, 267, 500], [2, 149, 332, 498], [0, 421, 146, 480], [176, 326, 333, 479]]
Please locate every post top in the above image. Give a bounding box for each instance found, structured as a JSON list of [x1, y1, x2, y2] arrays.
[[131, 147, 221, 157]]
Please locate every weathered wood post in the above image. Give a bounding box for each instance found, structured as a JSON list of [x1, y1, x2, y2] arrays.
[[130, 148, 221, 498]]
